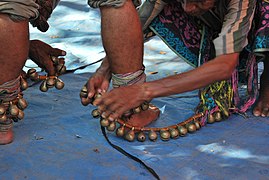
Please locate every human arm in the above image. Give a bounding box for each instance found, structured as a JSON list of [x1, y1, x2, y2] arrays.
[[94, 53, 239, 120]]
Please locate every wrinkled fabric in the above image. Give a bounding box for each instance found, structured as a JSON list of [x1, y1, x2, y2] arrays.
[[0, 0, 39, 21]]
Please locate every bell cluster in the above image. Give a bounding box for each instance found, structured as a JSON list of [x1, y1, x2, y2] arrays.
[[91, 108, 203, 142], [0, 95, 28, 124]]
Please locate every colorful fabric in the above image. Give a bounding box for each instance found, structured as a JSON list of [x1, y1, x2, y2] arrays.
[[146, 0, 269, 122]]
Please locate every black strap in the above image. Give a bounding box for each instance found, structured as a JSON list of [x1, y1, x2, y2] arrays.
[[101, 126, 160, 180]]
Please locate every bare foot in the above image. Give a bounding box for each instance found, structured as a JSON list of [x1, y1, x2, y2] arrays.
[[0, 125, 13, 145], [125, 105, 160, 127], [253, 72, 269, 117]]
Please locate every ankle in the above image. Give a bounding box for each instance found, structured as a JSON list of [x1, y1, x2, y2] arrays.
[[0, 123, 14, 145]]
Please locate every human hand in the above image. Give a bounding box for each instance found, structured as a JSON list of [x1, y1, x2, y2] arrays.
[[28, 40, 66, 76], [93, 84, 149, 121], [80, 61, 111, 106]]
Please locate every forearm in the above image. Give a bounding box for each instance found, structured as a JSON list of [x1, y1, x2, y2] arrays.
[[142, 53, 239, 100]]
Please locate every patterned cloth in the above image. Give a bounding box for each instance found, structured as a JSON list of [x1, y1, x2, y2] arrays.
[[143, 0, 269, 122]]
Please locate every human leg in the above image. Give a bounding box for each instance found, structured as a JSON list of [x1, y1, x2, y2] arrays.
[[0, 14, 29, 144], [253, 57, 269, 117]]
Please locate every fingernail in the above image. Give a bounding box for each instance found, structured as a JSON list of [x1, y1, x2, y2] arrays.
[[108, 116, 114, 121], [88, 92, 93, 98], [62, 51, 66, 55], [101, 112, 107, 118]]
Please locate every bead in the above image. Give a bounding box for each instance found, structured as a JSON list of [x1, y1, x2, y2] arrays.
[[9, 104, 19, 116], [0, 105, 6, 115], [148, 130, 158, 141], [186, 123, 196, 133], [17, 110, 24, 120], [160, 130, 170, 141], [116, 126, 125, 137], [194, 121, 200, 130], [207, 114, 215, 124], [137, 132, 146, 142], [100, 118, 110, 127], [46, 78, 55, 88], [55, 78, 65, 90], [178, 126, 188, 136], [0, 114, 7, 122], [169, 128, 179, 139], [17, 98, 28, 110], [91, 109, 100, 118], [40, 80, 48, 92], [133, 106, 141, 114], [124, 129, 135, 142], [107, 122, 116, 132], [141, 102, 149, 111], [214, 112, 222, 122]]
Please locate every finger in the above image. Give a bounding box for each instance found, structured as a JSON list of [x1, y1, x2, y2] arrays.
[[87, 78, 98, 99], [80, 97, 91, 106], [50, 48, 66, 56]]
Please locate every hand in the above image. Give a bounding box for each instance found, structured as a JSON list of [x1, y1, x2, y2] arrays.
[[80, 57, 111, 106], [28, 40, 66, 76], [93, 84, 149, 121], [30, 0, 54, 32]]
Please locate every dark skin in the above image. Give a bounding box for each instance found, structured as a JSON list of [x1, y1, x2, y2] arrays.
[[83, 0, 269, 126], [28, 40, 66, 76]]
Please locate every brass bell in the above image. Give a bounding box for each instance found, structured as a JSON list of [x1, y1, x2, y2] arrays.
[[81, 98, 90, 106], [133, 106, 141, 114], [178, 126, 188, 136], [207, 114, 215, 124], [40, 80, 48, 92], [141, 102, 149, 111], [148, 130, 158, 141], [94, 93, 102, 99], [9, 104, 19, 116], [80, 86, 88, 98], [0, 114, 7, 122], [169, 128, 179, 139], [0, 105, 6, 115], [91, 109, 100, 118], [17, 98, 28, 110], [107, 121, 116, 132], [57, 64, 66, 75], [17, 110, 24, 120], [100, 118, 110, 127], [20, 78, 28, 91], [46, 78, 56, 88], [116, 126, 125, 137], [55, 78, 65, 90], [137, 132, 146, 142], [124, 129, 135, 142], [214, 112, 222, 122], [186, 123, 196, 133], [51, 56, 59, 64], [194, 121, 201, 130], [28, 68, 39, 81], [160, 130, 170, 141]]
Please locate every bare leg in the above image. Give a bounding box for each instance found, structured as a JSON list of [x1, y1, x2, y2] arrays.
[[253, 56, 269, 117], [0, 14, 29, 144], [99, 0, 159, 126]]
